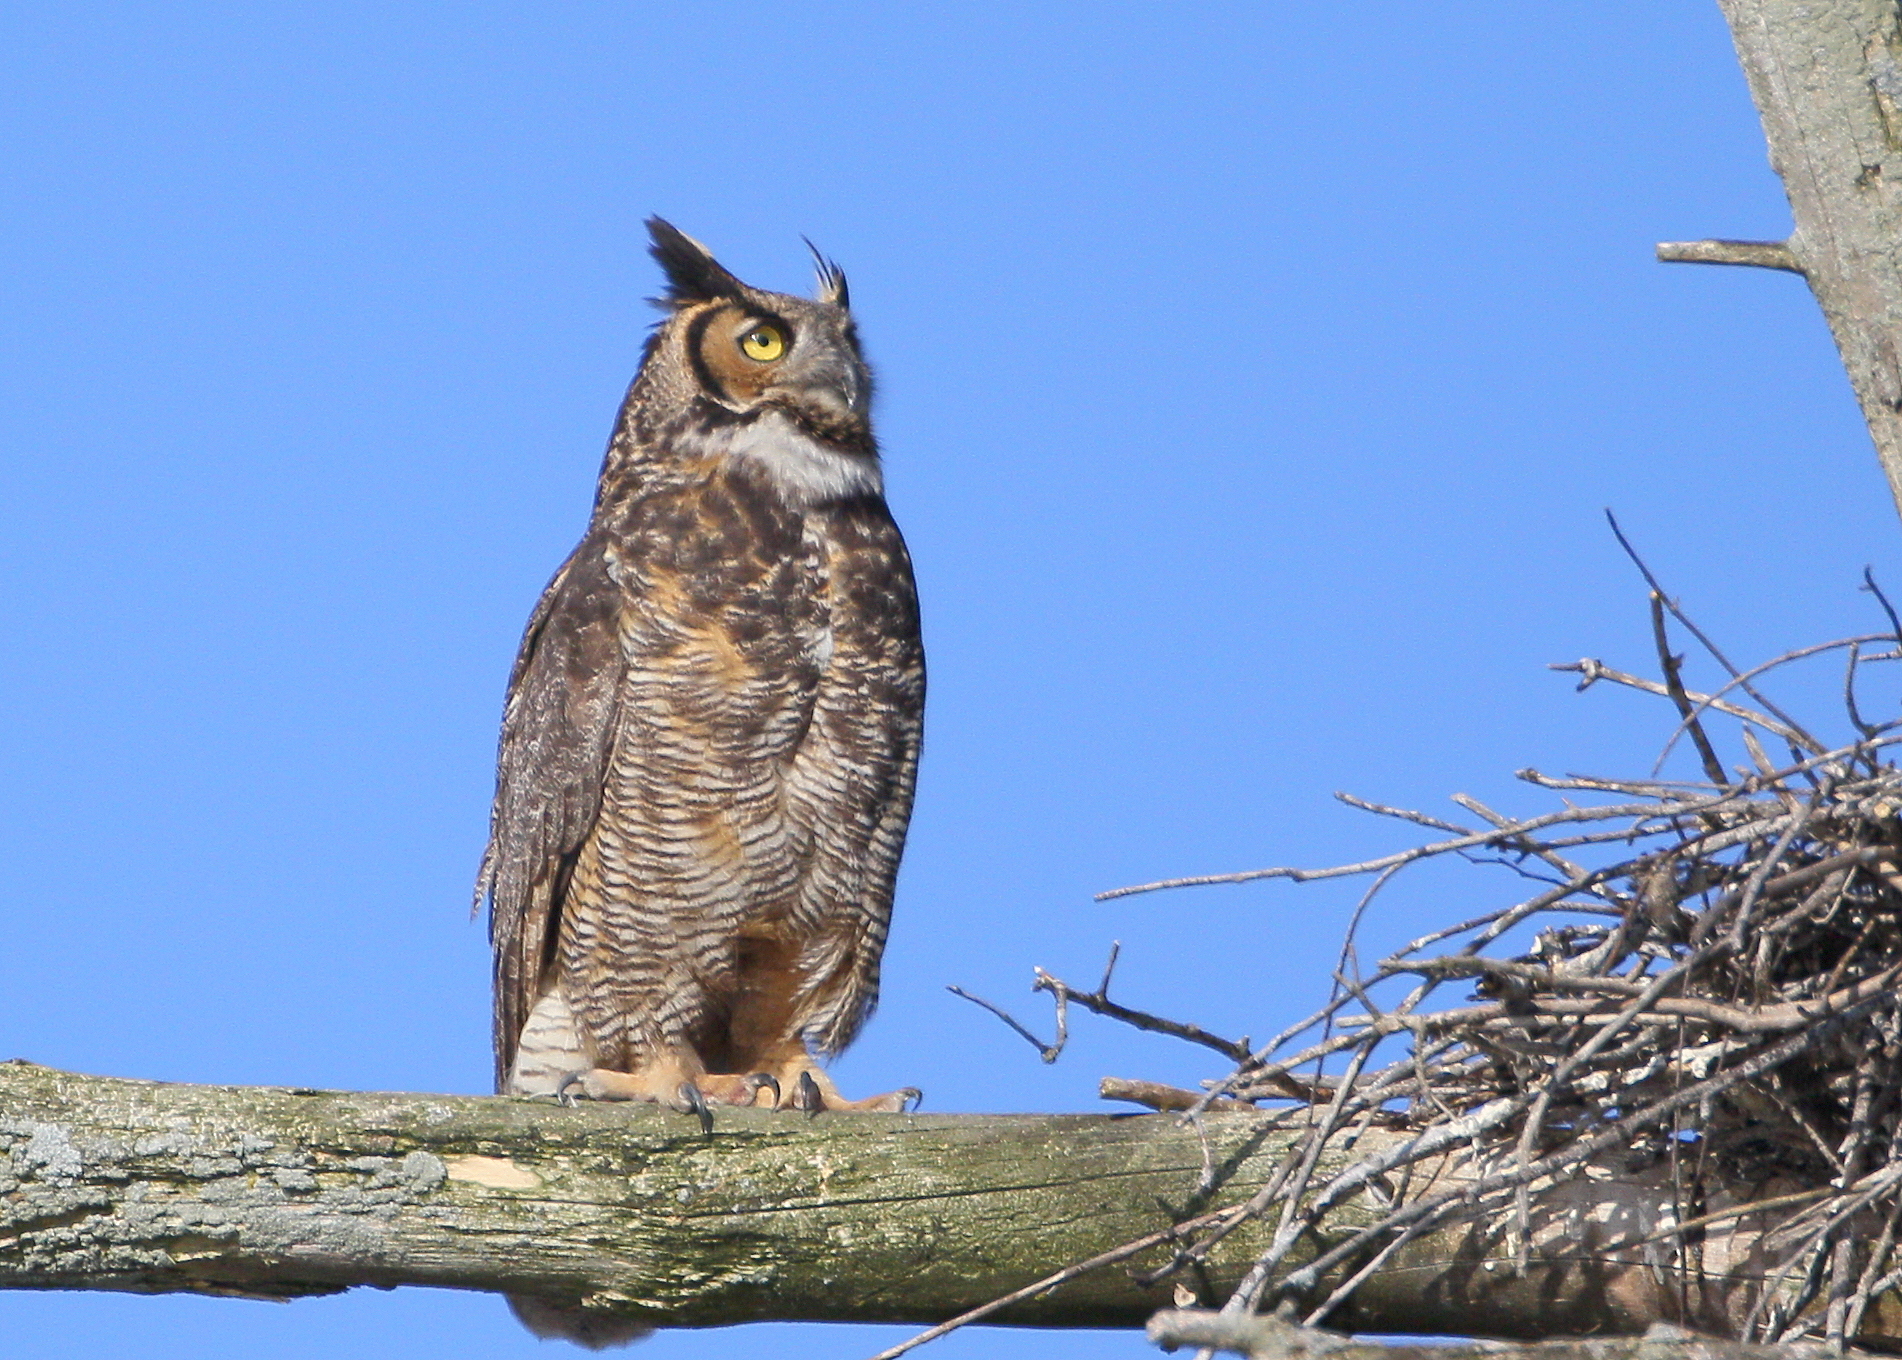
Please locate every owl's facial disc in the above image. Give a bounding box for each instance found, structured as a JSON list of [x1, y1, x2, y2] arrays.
[[694, 303, 866, 429]]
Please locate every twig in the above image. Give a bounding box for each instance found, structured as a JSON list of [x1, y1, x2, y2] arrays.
[[1551, 657, 1803, 749], [946, 985, 1062, 1063], [860, 1206, 1243, 1360], [1097, 791, 1755, 900], [1626, 1187, 1837, 1250], [1334, 792, 1470, 836], [1656, 238, 1803, 271], [1647, 589, 1730, 787], [1864, 569, 1902, 651], [1603, 510, 1824, 754], [1034, 964, 1251, 1065], [1649, 636, 1898, 773], [1099, 1077, 1266, 1113], [1845, 642, 1877, 742]]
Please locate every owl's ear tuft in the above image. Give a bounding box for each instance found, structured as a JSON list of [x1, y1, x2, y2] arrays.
[[803, 237, 850, 310], [646, 218, 747, 305]]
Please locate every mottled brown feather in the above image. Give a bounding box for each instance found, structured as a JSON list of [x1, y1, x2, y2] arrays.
[[477, 537, 630, 1089]]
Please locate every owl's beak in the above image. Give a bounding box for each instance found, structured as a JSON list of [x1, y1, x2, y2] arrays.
[[782, 365, 865, 420], [836, 367, 865, 414]]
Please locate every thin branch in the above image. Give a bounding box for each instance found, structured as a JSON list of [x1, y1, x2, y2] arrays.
[[1333, 792, 1470, 836], [1603, 510, 1824, 754], [1097, 790, 1751, 899], [1551, 656, 1802, 747], [1099, 1077, 1266, 1113], [1648, 589, 1731, 786], [1656, 238, 1803, 272], [1647, 636, 1899, 771], [861, 1206, 1244, 1360], [1626, 1187, 1838, 1250], [1034, 965, 1252, 1065], [1451, 791, 1588, 883], [1863, 568, 1902, 650], [946, 984, 1063, 1063], [1845, 642, 1878, 741]]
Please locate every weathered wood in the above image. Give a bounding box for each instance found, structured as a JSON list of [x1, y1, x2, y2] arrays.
[[1145, 1315, 1850, 1360], [1671, 1, 1902, 521], [4, 1061, 1898, 1340], [0, 1061, 1311, 1330]]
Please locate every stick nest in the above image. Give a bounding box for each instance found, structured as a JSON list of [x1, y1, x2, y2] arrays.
[[980, 575, 1902, 1353]]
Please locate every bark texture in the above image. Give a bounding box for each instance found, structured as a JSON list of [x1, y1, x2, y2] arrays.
[[1688, 1, 1902, 518], [0, 1062, 1260, 1329], [1144, 1315, 1848, 1360], [4, 1062, 1899, 1339]]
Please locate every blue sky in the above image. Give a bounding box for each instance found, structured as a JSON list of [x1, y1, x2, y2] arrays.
[[4, 5, 1897, 1358]]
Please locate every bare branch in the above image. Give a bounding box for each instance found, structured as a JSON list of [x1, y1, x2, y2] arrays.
[[1610, 514, 1826, 755], [1147, 1314, 1861, 1360], [1550, 656, 1802, 747], [1100, 1077, 1263, 1114], [1033, 964, 1251, 1065], [1863, 569, 1902, 650], [1656, 239, 1803, 272], [946, 984, 1063, 1063]]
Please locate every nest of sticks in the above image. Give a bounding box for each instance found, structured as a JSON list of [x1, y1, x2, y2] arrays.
[[949, 562, 1902, 1354]]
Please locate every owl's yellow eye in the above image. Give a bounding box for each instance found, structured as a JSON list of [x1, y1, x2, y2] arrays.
[[739, 324, 786, 362]]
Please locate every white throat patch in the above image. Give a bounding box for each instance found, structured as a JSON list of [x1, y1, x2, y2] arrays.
[[717, 410, 883, 508]]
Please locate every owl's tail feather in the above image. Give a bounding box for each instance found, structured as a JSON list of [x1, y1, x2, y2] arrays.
[[507, 1295, 652, 1350]]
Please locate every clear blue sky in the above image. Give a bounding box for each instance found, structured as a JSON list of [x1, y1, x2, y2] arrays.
[[4, 5, 1894, 1358]]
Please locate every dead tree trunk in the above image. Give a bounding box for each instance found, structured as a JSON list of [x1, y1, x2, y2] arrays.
[[1663, 0, 1902, 521], [6, 1062, 1902, 1339]]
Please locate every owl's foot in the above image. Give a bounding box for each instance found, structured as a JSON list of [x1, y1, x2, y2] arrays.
[[695, 1071, 781, 1108], [554, 1068, 715, 1134], [823, 1084, 923, 1113], [555, 1066, 680, 1105], [777, 1066, 922, 1114], [556, 1067, 781, 1134], [555, 1062, 916, 1121]]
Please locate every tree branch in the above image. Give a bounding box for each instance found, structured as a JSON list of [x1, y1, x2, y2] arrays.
[[1145, 1315, 1856, 1360], [1656, 240, 1804, 272], [1702, 0, 1902, 522], [7, 1061, 1902, 1342]]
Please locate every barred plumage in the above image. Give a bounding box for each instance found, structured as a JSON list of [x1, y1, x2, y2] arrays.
[[477, 219, 924, 1126]]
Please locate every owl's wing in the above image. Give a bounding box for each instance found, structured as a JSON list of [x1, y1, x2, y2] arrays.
[[476, 532, 627, 1092], [788, 502, 927, 1058]]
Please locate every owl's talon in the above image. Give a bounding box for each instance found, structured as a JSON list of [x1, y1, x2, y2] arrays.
[[745, 1072, 781, 1108], [898, 1087, 923, 1113], [555, 1071, 587, 1108], [677, 1081, 715, 1137], [793, 1070, 825, 1116]]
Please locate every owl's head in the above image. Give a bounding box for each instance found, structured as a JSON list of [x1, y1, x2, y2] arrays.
[[642, 217, 869, 438]]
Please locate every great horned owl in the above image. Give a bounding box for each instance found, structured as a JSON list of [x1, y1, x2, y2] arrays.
[[478, 219, 924, 1127]]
